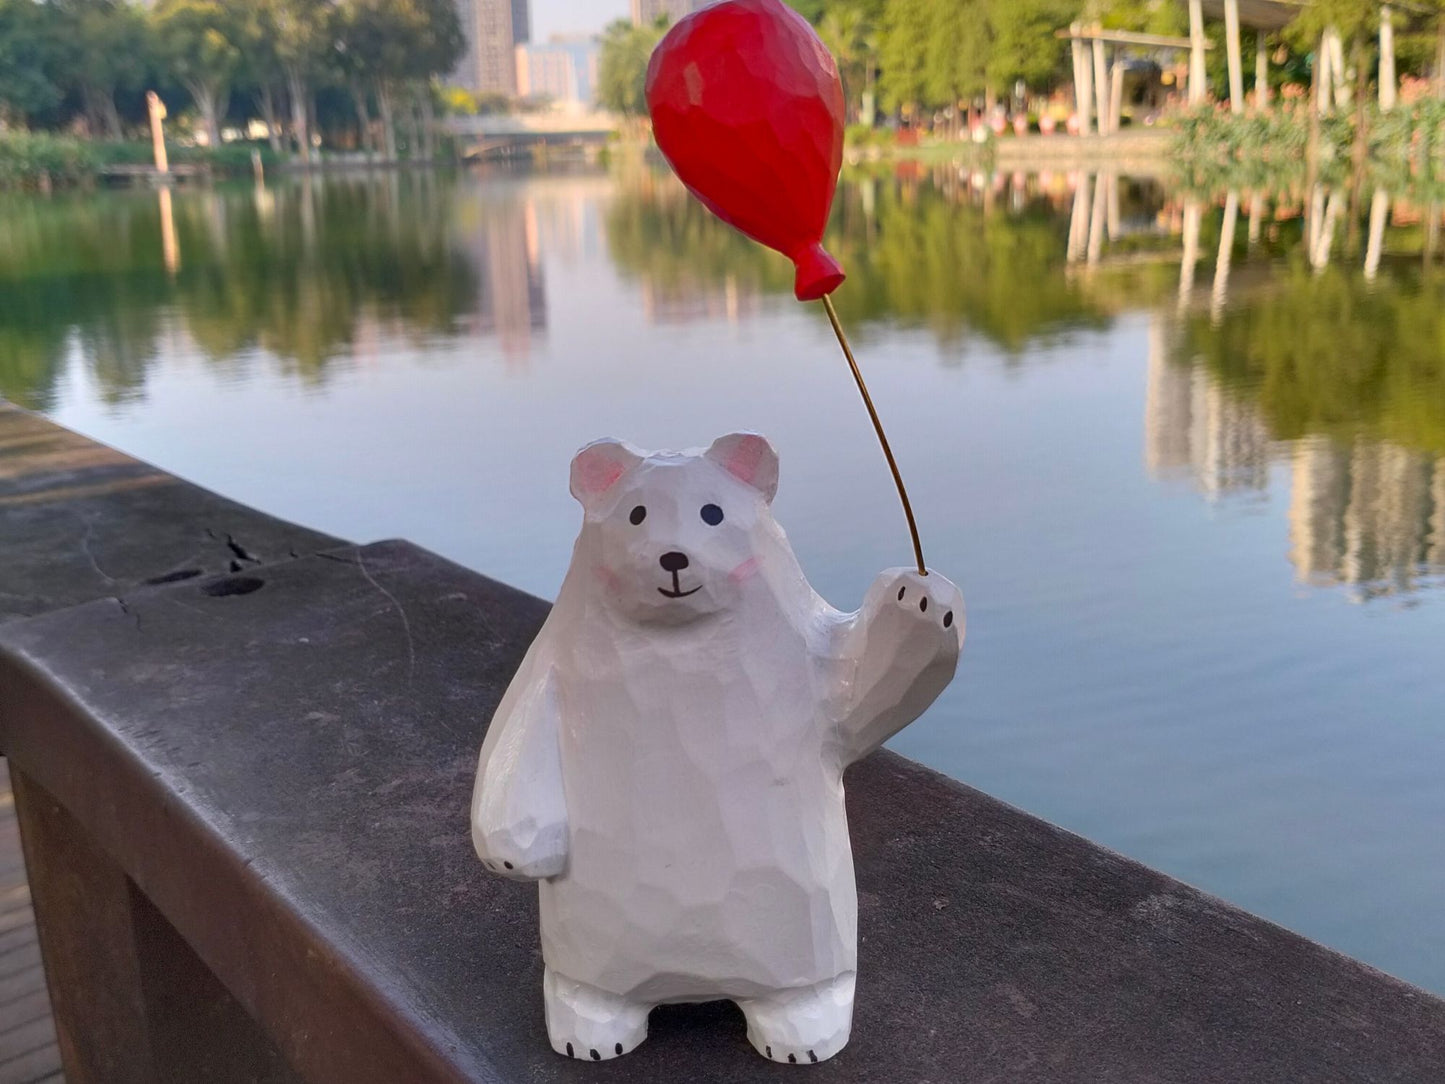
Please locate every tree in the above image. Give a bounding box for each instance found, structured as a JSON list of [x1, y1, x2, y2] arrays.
[[789, 0, 885, 24], [817, 4, 877, 121], [925, 0, 988, 113], [878, 0, 931, 113], [0, 0, 69, 128], [232, 1, 288, 151], [334, 0, 461, 160], [56, 0, 155, 139], [986, 0, 1074, 97], [153, 0, 243, 149], [880, 0, 988, 118], [598, 17, 668, 116], [401, 0, 464, 159], [257, 0, 334, 163]]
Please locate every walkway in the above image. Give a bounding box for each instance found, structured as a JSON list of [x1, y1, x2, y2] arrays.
[[0, 760, 60, 1084]]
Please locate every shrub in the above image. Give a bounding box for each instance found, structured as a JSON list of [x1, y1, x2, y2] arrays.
[[0, 133, 101, 190]]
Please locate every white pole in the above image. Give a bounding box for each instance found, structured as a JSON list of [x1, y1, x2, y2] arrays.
[[1224, 0, 1245, 114], [1212, 190, 1240, 323], [1068, 174, 1092, 261], [1110, 60, 1125, 133], [1364, 189, 1390, 280], [1072, 25, 1093, 136], [1093, 36, 1111, 135], [1180, 199, 1202, 311], [1087, 170, 1108, 263], [1256, 31, 1270, 109], [1380, 5, 1397, 110], [1189, 0, 1208, 105], [1328, 28, 1349, 111], [147, 91, 169, 175], [1314, 189, 1343, 271]]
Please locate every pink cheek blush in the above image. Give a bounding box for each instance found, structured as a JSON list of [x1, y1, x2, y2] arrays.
[[729, 557, 760, 584], [594, 566, 621, 591]]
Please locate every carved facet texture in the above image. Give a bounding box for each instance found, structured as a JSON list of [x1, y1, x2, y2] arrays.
[[646, 0, 847, 301], [471, 433, 964, 1064]]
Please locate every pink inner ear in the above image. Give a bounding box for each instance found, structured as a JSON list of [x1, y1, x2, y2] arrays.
[[721, 437, 768, 486], [576, 454, 625, 497]]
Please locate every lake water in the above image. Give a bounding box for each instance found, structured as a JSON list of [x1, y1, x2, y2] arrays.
[[3, 165, 1443, 994]]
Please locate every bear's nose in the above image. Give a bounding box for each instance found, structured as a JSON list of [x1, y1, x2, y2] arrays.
[[659, 551, 690, 573]]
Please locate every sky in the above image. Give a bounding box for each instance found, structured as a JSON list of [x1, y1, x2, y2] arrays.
[[531, 0, 629, 41]]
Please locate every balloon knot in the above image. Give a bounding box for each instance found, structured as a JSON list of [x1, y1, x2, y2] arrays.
[[792, 243, 846, 301]]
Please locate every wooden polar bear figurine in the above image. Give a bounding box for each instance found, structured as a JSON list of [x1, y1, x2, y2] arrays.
[[471, 432, 963, 1065]]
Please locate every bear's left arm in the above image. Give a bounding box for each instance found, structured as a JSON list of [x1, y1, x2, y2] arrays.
[[822, 568, 964, 765], [471, 657, 569, 881]]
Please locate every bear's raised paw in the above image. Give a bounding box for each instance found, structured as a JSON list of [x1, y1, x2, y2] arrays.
[[876, 568, 965, 645]]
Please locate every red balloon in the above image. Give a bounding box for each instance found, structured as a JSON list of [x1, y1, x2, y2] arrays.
[[646, 0, 846, 302]]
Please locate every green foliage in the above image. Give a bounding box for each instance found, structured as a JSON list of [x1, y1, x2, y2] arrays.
[[598, 17, 668, 117], [1097, 0, 1186, 37], [0, 133, 275, 188], [337, 0, 464, 86], [878, 0, 992, 112], [816, 3, 877, 115], [875, 0, 1075, 114], [1284, 0, 1379, 56], [0, 133, 100, 189], [986, 0, 1074, 92], [787, 0, 885, 22], [0, 0, 69, 126], [153, 0, 244, 146], [63, 0, 158, 138], [877, 0, 930, 111], [1172, 103, 1445, 198]]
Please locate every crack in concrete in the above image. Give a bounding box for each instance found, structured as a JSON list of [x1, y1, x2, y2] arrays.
[[113, 596, 141, 632], [355, 550, 416, 688], [75, 513, 118, 586]]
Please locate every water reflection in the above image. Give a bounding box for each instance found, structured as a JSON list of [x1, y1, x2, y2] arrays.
[[1147, 316, 1445, 600], [0, 177, 480, 408], [1290, 438, 1445, 600], [2, 167, 1443, 598], [7, 166, 1445, 992]]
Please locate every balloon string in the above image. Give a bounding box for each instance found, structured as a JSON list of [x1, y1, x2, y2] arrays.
[[820, 294, 927, 577]]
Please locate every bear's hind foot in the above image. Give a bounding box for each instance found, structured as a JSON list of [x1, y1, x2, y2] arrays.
[[543, 968, 650, 1061], [738, 972, 855, 1066]]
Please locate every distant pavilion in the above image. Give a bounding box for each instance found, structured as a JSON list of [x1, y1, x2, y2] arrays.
[[1058, 0, 1433, 135]]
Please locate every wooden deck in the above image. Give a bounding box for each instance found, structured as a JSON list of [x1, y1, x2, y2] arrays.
[[0, 761, 61, 1084]]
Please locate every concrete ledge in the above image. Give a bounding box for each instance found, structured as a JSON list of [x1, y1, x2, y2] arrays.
[[2, 407, 1444, 1082], [0, 403, 341, 620]]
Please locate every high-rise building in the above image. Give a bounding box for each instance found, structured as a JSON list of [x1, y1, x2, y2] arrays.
[[516, 38, 601, 105], [451, 0, 530, 95], [631, 0, 698, 27], [511, 0, 530, 43]]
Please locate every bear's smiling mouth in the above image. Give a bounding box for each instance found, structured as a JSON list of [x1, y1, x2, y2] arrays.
[[658, 570, 702, 599]]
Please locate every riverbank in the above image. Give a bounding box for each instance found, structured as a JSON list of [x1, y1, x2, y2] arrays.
[[0, 134, 278, 191]]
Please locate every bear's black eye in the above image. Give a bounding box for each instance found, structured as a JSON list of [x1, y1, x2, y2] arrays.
[[700, 503, 724, 526], [629, 505, 647, 525]]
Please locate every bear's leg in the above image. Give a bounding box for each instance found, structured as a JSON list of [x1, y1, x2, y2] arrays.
[[737, 971, 856, 1065], [543, 967, 650, 1061]]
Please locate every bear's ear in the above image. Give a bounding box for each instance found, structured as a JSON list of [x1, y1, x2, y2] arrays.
[[705, 432, 779, 504], [570, 438, 644, 507]]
